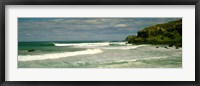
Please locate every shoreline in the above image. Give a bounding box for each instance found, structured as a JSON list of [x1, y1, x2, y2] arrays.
[[18, 44, 182, 68]]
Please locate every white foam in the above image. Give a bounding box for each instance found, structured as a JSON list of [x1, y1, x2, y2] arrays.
[[54, 42, 110, 47], [114, 56, 168, 63], [109, 42, 127, 45], [115, 59, 137, 62], [18, 49, 103, 61], [141, 56, 168, 60], [54, 42, 131, 47], [102, 45, 148, 50]]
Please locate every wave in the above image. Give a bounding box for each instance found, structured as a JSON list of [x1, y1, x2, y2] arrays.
[[54, 42, 128, 47], [19, 42, 55, 47], [113, 56, 168, 63], [18, 49, 103, 61], [54, 42, 110, 47], [102, 45, 148, 50], [109, 42, 127, 46]]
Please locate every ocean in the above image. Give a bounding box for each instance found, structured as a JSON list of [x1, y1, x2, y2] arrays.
[[18, 41, 182, 68]]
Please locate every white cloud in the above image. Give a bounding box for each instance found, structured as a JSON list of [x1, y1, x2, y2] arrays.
[[114, 24, 128, 27]]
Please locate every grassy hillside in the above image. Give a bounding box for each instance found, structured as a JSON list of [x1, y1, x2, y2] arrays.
[[126, 19, 182, 48]]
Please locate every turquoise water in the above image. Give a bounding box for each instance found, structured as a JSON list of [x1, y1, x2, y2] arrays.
[[18, 41, 182, 68]]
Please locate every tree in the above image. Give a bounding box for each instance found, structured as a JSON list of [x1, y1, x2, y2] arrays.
[[125, 19, 182, 47]]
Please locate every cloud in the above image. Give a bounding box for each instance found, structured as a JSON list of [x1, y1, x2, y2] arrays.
[[18, 18, 181, 41], [114, 24, 128, 27]]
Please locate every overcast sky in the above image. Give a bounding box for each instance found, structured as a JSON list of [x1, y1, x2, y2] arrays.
[[18, 18, 181, 42]]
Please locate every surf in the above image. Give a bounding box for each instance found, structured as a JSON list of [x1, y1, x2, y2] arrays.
[[101, 45, 148, 50], [54, 42, 110, 47], [53, 42, 129, 47], [18, 49, 103, 61]]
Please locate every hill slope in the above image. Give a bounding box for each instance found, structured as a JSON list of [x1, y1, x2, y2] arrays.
[[125, 19, 182, 48]]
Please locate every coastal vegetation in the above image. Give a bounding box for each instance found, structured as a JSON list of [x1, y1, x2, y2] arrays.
[[125, 19, 182, 48]]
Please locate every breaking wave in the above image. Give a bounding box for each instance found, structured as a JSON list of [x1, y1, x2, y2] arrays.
[[54, 42, 110, 47], [101, 45, 148, 50], [18, 49, 103, 61], [53, 42, 129, 47]]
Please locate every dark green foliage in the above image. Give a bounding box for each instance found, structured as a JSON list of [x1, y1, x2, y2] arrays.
[[125, 19, 182, 47]]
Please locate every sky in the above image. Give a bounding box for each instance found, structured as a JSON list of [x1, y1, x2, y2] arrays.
[[18, 18, 181, 42]]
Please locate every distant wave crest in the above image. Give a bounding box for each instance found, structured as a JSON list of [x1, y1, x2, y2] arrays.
[[54, 42, 110, 47], [53, 42, 128, 47], [102, 45, 148, 50]]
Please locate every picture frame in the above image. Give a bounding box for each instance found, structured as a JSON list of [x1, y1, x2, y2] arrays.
[[0, 0, 199, 86]]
